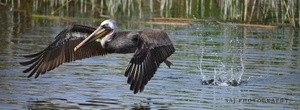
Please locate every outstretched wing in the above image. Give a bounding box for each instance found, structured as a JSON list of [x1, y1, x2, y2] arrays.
[[20, 24, 107, 78], [124, 29, 175, 93]]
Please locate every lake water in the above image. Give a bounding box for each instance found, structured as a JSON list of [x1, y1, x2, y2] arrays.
[[0, 7, 299, 110]]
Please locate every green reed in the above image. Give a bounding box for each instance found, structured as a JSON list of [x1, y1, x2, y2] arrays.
[[1, 0, 299, 27]]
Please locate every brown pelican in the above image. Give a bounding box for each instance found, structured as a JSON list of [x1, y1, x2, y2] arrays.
[[20, 19, 175, 93]]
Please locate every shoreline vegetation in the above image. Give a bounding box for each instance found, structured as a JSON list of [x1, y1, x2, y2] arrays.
[[1, 0, 299, 28]]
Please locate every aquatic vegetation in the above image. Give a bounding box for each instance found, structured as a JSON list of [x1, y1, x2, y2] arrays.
[[1, 0, 299, 27]]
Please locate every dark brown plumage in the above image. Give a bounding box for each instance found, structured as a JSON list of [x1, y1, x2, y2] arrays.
[[20, 25, 107, 78], [104, 29, 175, 93], [20, 19, 175, 94]]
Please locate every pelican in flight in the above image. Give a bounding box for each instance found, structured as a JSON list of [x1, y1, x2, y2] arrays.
[[20, 19, 175, 93]]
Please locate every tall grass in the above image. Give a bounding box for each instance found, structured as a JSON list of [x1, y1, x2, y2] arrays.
[[1, 0, 299, 27]]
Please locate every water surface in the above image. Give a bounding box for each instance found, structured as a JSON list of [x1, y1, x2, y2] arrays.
[[0, 7, 299, 110]]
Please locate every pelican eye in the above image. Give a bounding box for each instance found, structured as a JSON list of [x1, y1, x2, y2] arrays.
[[102, 24, 110, 29]]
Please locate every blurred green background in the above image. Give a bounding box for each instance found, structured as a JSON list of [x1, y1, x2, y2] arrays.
[[1, 0, 299, 27]]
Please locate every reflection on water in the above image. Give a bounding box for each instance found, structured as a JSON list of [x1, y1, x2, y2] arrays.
[[0, 6, 300, 110]]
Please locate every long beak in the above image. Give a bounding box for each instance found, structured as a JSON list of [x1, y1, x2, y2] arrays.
[[74, 27, 112, 52]]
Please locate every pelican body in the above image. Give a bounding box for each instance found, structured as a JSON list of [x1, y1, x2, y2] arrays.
[[20, 19, 175, 93]]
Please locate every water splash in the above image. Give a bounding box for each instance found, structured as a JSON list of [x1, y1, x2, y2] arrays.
[[199, 50, 245, 86]]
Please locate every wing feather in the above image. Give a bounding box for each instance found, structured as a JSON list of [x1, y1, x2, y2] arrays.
[[20, 24, 107, 78], [125, 29, 175, 93]]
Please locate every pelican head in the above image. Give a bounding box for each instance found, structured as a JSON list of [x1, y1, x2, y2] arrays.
[[99, 19, 117, 48], [74, 19, 117, 51]]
